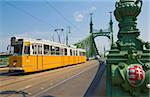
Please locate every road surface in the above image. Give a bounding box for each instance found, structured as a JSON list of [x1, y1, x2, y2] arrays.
[[0, 60, 104, 97]]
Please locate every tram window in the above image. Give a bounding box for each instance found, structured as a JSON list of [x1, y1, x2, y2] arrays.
[[72, 50, 74, 56], [79, 51, 82, 56], [44, 45, 49, 55], [73, 50, 75, 56], [76, 50, 78, 56], [14, 46, 19, 53], [38, 45, 42, 55], [49, 46, 51, 55], [70, 49, 72, 56], [60, 48, 63, 55], [14, 45, 22, 55], [32, 45, 34, 54], [55, 47, 60, 55], [64, 48, 67, 55], [33, 45, 37, 55], [51, 46, 55, 55], [24, 45, 30, 55]]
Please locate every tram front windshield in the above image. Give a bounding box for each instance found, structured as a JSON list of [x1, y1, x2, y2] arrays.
[[11, 44, 23, 55]]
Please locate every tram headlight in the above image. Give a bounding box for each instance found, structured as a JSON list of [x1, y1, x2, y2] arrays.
[[13, 60, 17, 66], [13, 62, 16, 66]]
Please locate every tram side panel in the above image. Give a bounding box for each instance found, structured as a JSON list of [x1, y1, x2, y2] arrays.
[[81, 56, 86, 63], [83, 56, 86, 62], [9, 56, 86, 73], [76, 56, 79, 64], [75, 56, 78, 64], [81, 56, 83, 63], [74, 56, 77, 64], [10, 55, 43, 72], [43, 56, 61, 70], [37, 55, 43, 71], [69, 56, 73, 65], [21, 56, 38, 72], [22, 56, 62, 72], [42, 56, 50, 70], [63, 56, 69, 66], [22, 56, 31, 72], [79, 56, 81, 63]]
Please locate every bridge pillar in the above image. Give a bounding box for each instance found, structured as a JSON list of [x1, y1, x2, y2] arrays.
[[106, 0, 150, 97]]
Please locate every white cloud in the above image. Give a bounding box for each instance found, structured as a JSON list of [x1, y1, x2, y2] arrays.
[[74, 13, 84, 22], [74, 11, 84, 22], [73, 6, 96, 22]]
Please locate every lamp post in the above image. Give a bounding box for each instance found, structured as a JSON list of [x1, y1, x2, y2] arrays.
[[66, 26, 71, 45], [106, 0, 150, 97], [54, 28, 64, 43]]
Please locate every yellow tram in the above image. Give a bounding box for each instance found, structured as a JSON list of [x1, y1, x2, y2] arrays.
[[9, 37, 86, 73]]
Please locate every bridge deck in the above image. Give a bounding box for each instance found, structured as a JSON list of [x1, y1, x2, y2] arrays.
[[0, 60, 106, 97]]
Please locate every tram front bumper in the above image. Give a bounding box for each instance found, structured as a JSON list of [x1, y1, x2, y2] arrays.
[[9, 67, 23, 71]]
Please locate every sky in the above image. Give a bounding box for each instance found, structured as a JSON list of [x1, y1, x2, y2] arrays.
[[0, 0, 150, 54]]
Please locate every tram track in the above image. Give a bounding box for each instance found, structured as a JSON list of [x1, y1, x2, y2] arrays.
[[0, 62, 91, 82], [0, 62, 87, 82], [32, 62, 98, 97], [0, 72, 24, 82], [0, 60, 97, 88], [15, 64, 98, 97], [0, 60, 99, 97], [0, 67, 76, 88]]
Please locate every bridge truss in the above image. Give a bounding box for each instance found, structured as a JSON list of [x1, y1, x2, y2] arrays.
[[74, 13, 113, 59]]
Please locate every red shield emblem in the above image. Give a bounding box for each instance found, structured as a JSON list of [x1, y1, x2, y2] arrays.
[[126, 64, 145, 87]]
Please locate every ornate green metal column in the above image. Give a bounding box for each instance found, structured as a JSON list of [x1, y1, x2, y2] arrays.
[[106, 0, 150, 97]]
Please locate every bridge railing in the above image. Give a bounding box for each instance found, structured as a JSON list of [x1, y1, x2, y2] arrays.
[[0, 54, 10, 67]]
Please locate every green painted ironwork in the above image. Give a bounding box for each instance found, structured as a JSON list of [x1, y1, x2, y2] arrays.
[[74, 13, 113, 59], [106, 0, 150, 97], [74, 33, 98, 59]]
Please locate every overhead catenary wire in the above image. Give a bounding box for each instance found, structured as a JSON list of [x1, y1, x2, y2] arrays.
[[5, 1, 83, 44], [44, 0, 86, 44], [44, 0, 81, 32], [5, 1, 56, 29]]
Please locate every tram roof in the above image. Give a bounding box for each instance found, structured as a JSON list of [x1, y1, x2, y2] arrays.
[[14, 37, 85, 51], [16, 37, 67, 46]]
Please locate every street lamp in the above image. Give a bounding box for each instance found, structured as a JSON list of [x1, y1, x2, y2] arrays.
[[54, 28, 64, 43]]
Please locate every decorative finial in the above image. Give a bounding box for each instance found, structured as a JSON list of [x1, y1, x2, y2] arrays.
[[109, 11, 112, 21]]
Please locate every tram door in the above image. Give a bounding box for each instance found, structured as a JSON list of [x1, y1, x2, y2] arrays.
[[37, 44, 43, 70]]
